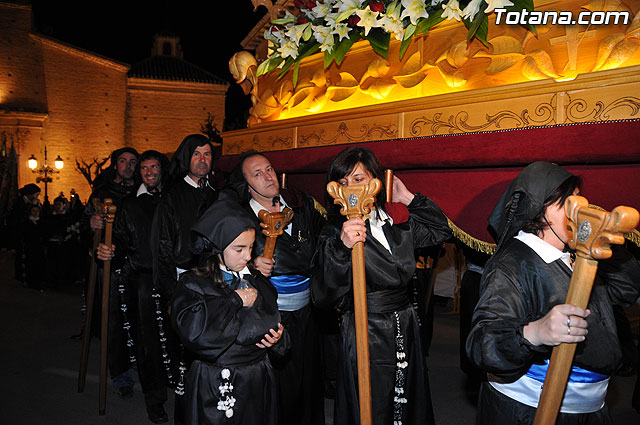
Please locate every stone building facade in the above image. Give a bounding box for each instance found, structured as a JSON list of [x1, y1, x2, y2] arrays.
[[0, 2, 228, 201]]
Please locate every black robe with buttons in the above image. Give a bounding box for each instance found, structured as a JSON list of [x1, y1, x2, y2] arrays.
[[110, 190, 170, 402], [312, 193, 452, 425]]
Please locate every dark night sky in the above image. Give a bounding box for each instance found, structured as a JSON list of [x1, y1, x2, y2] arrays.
[[29, 0, 264, 84]]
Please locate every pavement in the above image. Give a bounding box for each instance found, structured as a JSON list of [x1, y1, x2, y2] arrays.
[[1, 249, 638, 425]]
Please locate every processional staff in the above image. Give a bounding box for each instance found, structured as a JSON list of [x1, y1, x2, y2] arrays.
[[327, 178, 382, 425], [258, 207, 294, 259], [78, 199, 103, 394], [533, 195, 639, 425], [76, 198, 117, 416]]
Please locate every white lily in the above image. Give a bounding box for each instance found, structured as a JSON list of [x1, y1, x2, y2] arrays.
[[431, 0, 445, 5], [441, 0, 463, 21], [312, 25, 332, 44], [337, 0, 364, 12], [286, 23, 311, 46], [277, 39, 300, 59], [379, 15, 404, 41], [484, 0, 514, 14], [332, 22, 352, 41], [355, 6, 382, 36], [312, 2, 333, 19], [321, 34, 336, 53], [461, 0, 483, 20], [400, 0, 430, 26]]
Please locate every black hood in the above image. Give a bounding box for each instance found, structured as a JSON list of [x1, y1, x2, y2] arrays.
[[169, 134, 213, 182], [191, 199, 255, 258], [488, 161, 574, 248], [92, 147, 139, 188]]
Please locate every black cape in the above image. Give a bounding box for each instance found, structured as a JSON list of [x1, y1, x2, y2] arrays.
[[171, 271, 288, 425]]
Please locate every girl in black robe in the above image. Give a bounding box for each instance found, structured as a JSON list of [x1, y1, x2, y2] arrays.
[[466, 161, 640, 425], [312, 146, 452, 425], [171, 200, 288, 425]]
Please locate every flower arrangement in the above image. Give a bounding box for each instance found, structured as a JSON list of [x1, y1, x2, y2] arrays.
[[257, 0, 536, 83]]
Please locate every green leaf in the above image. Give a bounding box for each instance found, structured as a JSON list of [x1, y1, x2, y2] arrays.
[[464, 12, 489, 46], [365, 27, 390, 59], [271, 17, 296, 25], [324, 48, 335, 69], [303, 24, 313, 42], [403, 24, 416, 41], [416, 9, 445, 36], [292, 61, 300, 88], [333, 33, 360, 66], [508, 0, 537, 35], [335, 9, 356, 23]]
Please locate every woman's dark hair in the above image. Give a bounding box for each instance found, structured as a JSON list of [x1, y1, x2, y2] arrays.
[[325, 146, 386, 220], [521, 175, 582, 236]]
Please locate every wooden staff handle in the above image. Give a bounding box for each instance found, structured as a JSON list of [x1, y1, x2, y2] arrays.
[[327, 178, 381, 425], [258, 207, 294, 260], [280, 173, 287, 190], [99, 199, 117, 416], [533, 196, 639, 425], [385, 169, 393, 202], [78, 226, 102, 393]]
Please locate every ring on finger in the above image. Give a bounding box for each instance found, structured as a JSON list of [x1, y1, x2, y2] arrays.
[[356, 231, 360, 236], [567, 326, 571, 335], [567, 316, 571, 327]]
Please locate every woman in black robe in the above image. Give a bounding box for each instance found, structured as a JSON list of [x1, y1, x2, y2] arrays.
[[466, 161, 640, 425], [171, 200, 287, 425], [312, 146, 452, 425]]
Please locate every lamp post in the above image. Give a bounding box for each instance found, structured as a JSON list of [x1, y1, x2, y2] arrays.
[[27, 146, 63, 204]]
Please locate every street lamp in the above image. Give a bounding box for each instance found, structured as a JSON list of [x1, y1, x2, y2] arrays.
[[27, 146, 63, 204]]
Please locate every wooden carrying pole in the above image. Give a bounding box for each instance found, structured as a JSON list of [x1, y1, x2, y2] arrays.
[[77, 221, 102, 393], [258, 207, 294, 259], [98, 199, 117, 415], [327, 178, 382, 425], [385, 169, 393, 202], [533, 196, 639, 425]]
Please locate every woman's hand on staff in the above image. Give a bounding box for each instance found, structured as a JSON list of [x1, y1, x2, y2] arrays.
[[96, 243, 115, 261], [257, 323, 284, 348], [341, 217, 367, 248], [391, 175, 415, 206], [236, 288, 258, 307], [523, 304, 590, 346], [254, 256, 275, 277]]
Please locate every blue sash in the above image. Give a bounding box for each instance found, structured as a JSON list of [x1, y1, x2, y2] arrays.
[[526, 360, 608, 383], [270, 274, 310, 294]]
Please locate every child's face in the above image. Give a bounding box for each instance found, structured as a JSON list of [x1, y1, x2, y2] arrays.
[[222, 229, 255, 272], [29, 206, 40, 218]]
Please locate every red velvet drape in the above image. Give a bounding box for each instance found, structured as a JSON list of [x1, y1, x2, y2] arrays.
[[216, 120, 640, 243]]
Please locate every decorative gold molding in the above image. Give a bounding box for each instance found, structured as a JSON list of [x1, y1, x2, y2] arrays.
[[225, 134, 293, 155], [564, 95, 640, 123], [298, 122, 398, 147], [409, 99, 556, 136]]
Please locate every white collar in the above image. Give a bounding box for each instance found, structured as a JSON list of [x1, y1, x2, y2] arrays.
[[515, 231, 572, 269], [220, 263, 251, 278], [184, 174, 212, 189], [249, 195, 288, 217], [136, 183, 149, 197], [369, 208, 393, 228]]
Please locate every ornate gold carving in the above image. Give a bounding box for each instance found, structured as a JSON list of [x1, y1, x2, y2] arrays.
[[298, 122, 398, 146], [592, 7, 640, 72], [409, 101, 556, 136], [564, 94, 640, 122], [225, 134, 293, 155]]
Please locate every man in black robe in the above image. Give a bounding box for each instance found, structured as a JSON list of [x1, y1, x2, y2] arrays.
[[221, 151, 327, 425], [97, 150, 171, 423], [151, 134, 217, 425], [83, 147, 139, 398]]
